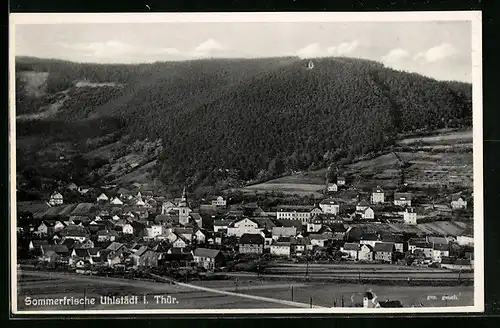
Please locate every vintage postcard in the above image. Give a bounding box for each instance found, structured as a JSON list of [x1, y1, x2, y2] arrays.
[[9, 11, 483, 315]]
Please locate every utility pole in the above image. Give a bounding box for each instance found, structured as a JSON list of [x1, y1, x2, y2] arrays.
[[291, 285, 294, 301], [341, 294, 344, 307], [310, 296, 313, 308]]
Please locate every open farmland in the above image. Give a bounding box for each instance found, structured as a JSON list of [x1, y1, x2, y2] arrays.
[[397, 130, 473, 146], [235, 129, 473, 196], [348, 221, 472, 236], [242, 182, 324, 197]]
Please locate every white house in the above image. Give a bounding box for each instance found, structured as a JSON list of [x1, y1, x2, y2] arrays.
[[227, 218, 261, 238], [173, 236, 188, 248], [271, 227, 297, 240], [49, 191, 64, 206], [319, 199, 340, 215], [110, 197, 124, 205], [337, 176, 346, 186], [270, 241, 291, 257], [393, 192, 412, 207], [276, 205, 319, 224], [36, 222, 49, 235], [327, 183, 338, 193], [371, 187, 385, 204], [403, 207, 420, 225], [211, 196, 226, 207], [341, 243, 360, 261], [360, 207, 375, 220], [432, 244, 450, 263], [97, 193, 109, 202], [136, 198, 146, 206], [122, 224, 134, 235], [194, 229, 206, 244], [53, 221, 65, 232], [451, 195, 468, 210]]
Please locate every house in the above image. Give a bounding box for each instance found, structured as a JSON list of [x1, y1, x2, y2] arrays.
[[327, 183, 338, 193], [122, 223, 134, 235], [162, 247, 194, 267], [238, 233, 264, 254], [49, 191, 64, 206], [53, 221, 66, 232], [193, 229, 206, 244], [71, 248, 91, 260], [36, 221, 50, 236], [393, 192, 412, 207], [110, 197, 124, 206], [356, 200, 370, 212], [451, 195, 468, 210], [260, 229, 274, 249], [309, 233, 332, 247], [337, 176, 346, 186], [358, 244, 374, 261], [75, 238, 94, 249], [271, 226, 297, 240], [341, 242, 361, 261], [374, 242, 395, 263], [63, 228, 89, 242], [432, 244, 450, 263], [359, 233, 381, 248], [290, 237, 311, 256], [41, 244, 70, 257], [97, 230, 118, 242], [270, 240, 291, 257], [227, 218, 261, 237], [193, 248, 224, 271], [213, 219, 231, 232], [381, 234, 406, 253], [211, 196, 227, 207], [131, 246, 159, 267], [173, 235, 189, 248], [360, 207, 375, 220], [403, 207, 420, 225], [371, 187, 385, 204], [106, 242, 128, 264], [319, 199, 340, 215], [411, 241, 434, 258], [276, 205, 318, 224], [329, 223, 347, 240], [97, 193, 109, 202]]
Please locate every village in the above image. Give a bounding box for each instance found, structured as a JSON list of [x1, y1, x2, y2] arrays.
[[16, 170, 475, 285]]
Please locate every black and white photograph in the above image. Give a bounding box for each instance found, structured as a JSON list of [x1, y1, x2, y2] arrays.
[[9, 12, 483, 314]]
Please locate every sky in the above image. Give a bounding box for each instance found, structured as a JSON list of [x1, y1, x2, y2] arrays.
[[14, 21, 473, 82]]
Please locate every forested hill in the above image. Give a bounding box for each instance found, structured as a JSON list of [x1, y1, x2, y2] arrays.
[[15, 56, 472, 188]]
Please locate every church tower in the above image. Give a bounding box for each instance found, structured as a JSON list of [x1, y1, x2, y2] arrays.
[[178, 185, 191, 225]]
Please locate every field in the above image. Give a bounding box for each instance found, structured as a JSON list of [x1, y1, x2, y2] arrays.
[[348, 221, 471, 236], [237, 129, 473, 196], [16, 270, 474, 311]]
